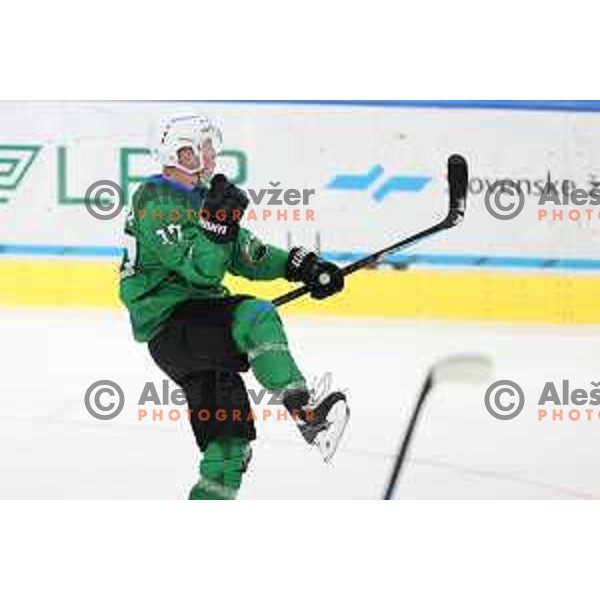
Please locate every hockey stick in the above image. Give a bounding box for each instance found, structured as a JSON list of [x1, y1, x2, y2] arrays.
[[272, 154, 468, 308], [382, 354, 494, 500]]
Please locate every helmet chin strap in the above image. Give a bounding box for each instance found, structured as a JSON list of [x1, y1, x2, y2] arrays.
[[168, 161, 214, 188], [174, 152, 202, 176], [174, 163, 201, 176]]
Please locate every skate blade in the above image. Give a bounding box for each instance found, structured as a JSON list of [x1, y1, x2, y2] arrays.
[[314, 399, 350, 463]]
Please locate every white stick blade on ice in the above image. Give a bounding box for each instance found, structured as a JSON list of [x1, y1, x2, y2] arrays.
[[431, 354, 494, 386]]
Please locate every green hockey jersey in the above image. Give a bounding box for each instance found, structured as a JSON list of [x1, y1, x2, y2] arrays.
[[119, 175, 289, 342]]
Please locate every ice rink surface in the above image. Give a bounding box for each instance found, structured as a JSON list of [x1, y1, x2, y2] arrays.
[[2, 308, 599, 500]]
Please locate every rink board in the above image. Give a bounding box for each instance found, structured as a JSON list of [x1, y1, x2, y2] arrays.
[[1, 101, 600, 323], [1, 258, 598, 323]]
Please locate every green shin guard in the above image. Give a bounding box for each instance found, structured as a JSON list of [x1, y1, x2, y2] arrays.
[[189, 438, 252, 501], [232, 299, 306, 392]]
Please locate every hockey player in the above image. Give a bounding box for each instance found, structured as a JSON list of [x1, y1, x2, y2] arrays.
[[119, 115, 350, 500]]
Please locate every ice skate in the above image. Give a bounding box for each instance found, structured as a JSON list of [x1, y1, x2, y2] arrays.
[[284, 389, 350, 463]]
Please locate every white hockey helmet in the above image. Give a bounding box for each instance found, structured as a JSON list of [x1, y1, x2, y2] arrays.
[[153, 114, 223, 175]]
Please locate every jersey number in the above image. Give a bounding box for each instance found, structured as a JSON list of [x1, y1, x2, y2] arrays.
[[156, 224, 183, 245]]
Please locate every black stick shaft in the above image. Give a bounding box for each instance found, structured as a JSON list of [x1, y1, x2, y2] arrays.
[[272, 220, 449, 307], [383, 373, 434, 500]]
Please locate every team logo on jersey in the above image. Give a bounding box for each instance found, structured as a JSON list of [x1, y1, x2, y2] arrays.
[[239, 232, 268, 265], [0, 144, 42, 202]]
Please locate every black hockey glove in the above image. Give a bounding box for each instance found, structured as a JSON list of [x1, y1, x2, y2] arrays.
[[286, 247, 344, 300], [200, 174, 249, 244]]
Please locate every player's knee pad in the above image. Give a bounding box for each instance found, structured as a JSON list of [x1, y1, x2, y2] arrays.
[[234, 299, 287, 347], [233, 299, 305, 394]]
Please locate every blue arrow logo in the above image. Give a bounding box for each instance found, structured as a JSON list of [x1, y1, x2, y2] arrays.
[[326, 165, 431, 202]]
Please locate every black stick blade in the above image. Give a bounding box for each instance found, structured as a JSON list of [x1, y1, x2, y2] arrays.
[[447, 154, 468, 225]]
